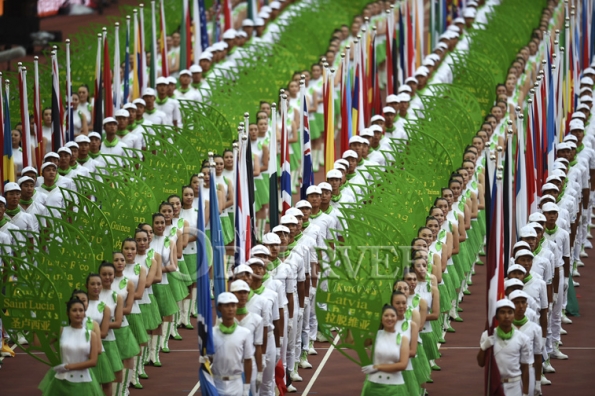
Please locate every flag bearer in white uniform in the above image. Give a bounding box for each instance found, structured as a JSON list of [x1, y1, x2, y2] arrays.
[[510, 290, 543, 396], [155, 76, 181, 127], [17, 176, 50, 229], [3, 182, 38, 245], [211, 292, 252, 396], [477, 299, 532, 396]]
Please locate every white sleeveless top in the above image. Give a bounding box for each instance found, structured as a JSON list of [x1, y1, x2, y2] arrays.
[[111, 276, 133, 321], [137, 250, 155, 297], [369, 329, 405, 385], [180, 208, 198, 255], [99, 289, 118, 341], [121, 265, 144, 312], [86, 300, 106, 352], [396, 318, 414, 370], [56, 325, 93, 383], [415, 281, 433, 334], [151, 234, 172, 285]]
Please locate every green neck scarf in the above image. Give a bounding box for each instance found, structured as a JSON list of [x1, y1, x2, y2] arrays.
[[236, 306, 248, 315], [576, 143, 585, 153], [512, 316, 528, 327], [267, 258, 281, 271], [178, 87, 191, 94], [219, 322, 237, 335], [191, 83, 201, 89], [145, 107, 157, 115], [262, 272, 270, 283], [323, 206, 333, 215], [287, 240, 297, 251], [385, 125, 396, 133], [302, 221, 310, 229], [331, 193, 342, 202], [41, 175, 59, 191], [294, 232, 303, 242], [523, 274, 533, 284], [58, 166, 72, 176], [155, 96, 168, 106], [5, 207, 21, 217], [117, 129, 129, 137], [0, 217, 8, 228], [544, 225, 558, 236], [103, 137, 120, 148], [88, 152, 100, 159], [346, 172, 356, 180], [78, 155, 90, 163], [357, 159, 364, 167], [19, 197, 33, 206], [569, 158, 578, 167], [253, 284, 265, 295], [278, 250, 289, 259], [127, 121, 138, 131], [496, 326, 514, 341], [534, 239, 544, 256], [310, 210, 322, 219]]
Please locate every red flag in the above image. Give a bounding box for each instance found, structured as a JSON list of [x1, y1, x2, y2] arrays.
[[33, 58, 43, 167], [159, 0, 169, 77], [525, 106, 537, 214], [340, 58, 350, 155], [385, 11, 394, 96], [18, 67, 32, 168], [223, 0, 232, 31], [103, 33, 113, 118], [275, 360, 287, 396], [406, 2, 415, 78]]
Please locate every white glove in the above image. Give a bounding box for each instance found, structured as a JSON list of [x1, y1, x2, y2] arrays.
[[261, 354, 267, 370], [564, 277, 569, 292], [275, 347, 281, 363], [298, 307, 304, 323], [243, 383, 250, 396], [581, 210, 589, 224], [309, 286, 316, 300], [535, 381, 542, 396], [256, 371, 263, 390], [361, 365, 378, 375], [541, 337, 546, 349], [523, 393, 529, 396], [288, 317, 294, 334], [480, 335, 495, 351], [53, 364, 69, 374], [199, 355, 211, 365], [553, 292, 558, 305]]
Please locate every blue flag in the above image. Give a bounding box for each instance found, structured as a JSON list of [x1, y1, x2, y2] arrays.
[[196, 185, 214, 357], [209, 167, 226, 304], [300, 97, 314, 200]]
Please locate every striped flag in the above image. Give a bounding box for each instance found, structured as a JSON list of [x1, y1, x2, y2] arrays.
[[300, 93, 313, 200], [18, 67, 32, 168], [324, 68, 335, 173], [193, 0, 209, 63], [103, 31, 114, 118], [268, 104, 279, 228], [351, 56, 363, 136], [132, 10, 142, 100], [1, 78, 14, 185], [65, 40, 74, 142], [340, 57, 351, 154], [234, 134, 251, 266], [51, 52, 64, 152], [195, 183, 218, 396], [149, 1, 158, 88], [180, 0, 191, 69], [93, 34, 103, 133], [123, 17, 131, 104], [280, 96, 292, 215], [113, 23, 122, 111], [222, 0, 232, 31], [545, 38, 556, 176], [209, 163, 226, 301], [33, 57, 43, 166], [159, 0, 169, 77], [385, 9, 394, 96]]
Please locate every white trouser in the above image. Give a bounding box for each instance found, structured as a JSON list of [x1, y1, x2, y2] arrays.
[[261, 331, 276, 396], [281, 305, 288, 370], [250, 357, 257, 396], [301, 295, 311, 353], [527, 364, 535, 396], [550, 267, 564, 344], [502, 379, 522, 396], [308, 287, 318, 342], [214, 377, 243, 396], [286, 293, 298, 373]]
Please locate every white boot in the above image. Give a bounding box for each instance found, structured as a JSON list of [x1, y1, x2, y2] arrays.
[[161, 322, 171, 353], [191, 288, 198, 317], [550, 343, 568, 360]]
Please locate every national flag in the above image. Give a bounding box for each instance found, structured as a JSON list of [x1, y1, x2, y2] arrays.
[[132, 10, 142, 100], [113, 23, 122, 111], [503, 133, 514, 273], [234, 135, 251, 266], [414, 0, 424, 68], [397, 5, 406, 84], [222, 0, 232, 31], [385, 9, 394, 96], [209, 164, 226, 302], [244, 114, 257, 246], [195, 184, 217, 395], [545, 38, 556, 176], [51, 52, 64, 152], [324, 68, 336, 174], [103, 31, 114, 118], [198, 368, 220, 396], [247, 0, 257, 21], [149, 1, 158, 88], [515, 109, 529, 234], [123, 17, 131, 104], [180, 0, 191, 69], [33, 58, 43, 167], [18, 67, 32, 168], [406, 1, 415, 78], [351, 60, 361, 136], [582, 0, 590, 70], [268, 103, 279, 228], [484, 157, 505, 396], [1, 78, 14, 185], [193, 0, 209, 63], [159, 0, 169, 78], [300, 94, 313, 200], [93, 34, 104, 133], [65, 39, 74, 143], [340, 57, 352, 154], [371, 32, 382, 117], [280, 96, 292, 215], [525, 104, 537, 215]]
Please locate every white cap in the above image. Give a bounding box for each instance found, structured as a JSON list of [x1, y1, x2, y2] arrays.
[[254, 18, 265, 26], [397, 93, 410, 102], [545, 175, 561, 183], [57, 147, 72, 156], [334, 163, 346, 171], [555, 157, 569, 164], [319, 182, 332, 191], [427, 54, 441, 61], [567, 141, 577, 149], [258, 11, 270, 19], [514, 249, 534, 259], [551, 169, 566, 179], [0, 196, 4, 204], [453, 17, 465, 24], [383, 106, 396, 114], [262, 232, 281, 245], [123, 103, 137, 111], [142, 88, 156, 97], [583, 67, 595, 75], [423, 57, 435, 67], [223, 29, 236, 40], [552, 162, 566, 171], [369, 125, 383, 134], [539, 194, 556, 204], [556, 142, 571, 151], [401, 81, 415, 90], [88, 131, 102, 140], [569, 119, 585, 131], [189, 64, 203, 73], [435, 42, 449, 50], [167, 76, 177, 84], [295, 200, 312, 209], [233, 264, 253, 275], [541, 183, 558, 193], [217, 291, 239, 304], [242, 19, 254, 27], [286, 208, 303, 217], [3, 182, 20, 193], [509, 290, 530, 301], [370, 115, 385, 123], [580, 87, 592, 95], [155, 76, 168, 85], [21, 166, 38, 175], [504, 278, 524, 289], [580, 95, 593, 103], [280, 214, 298, 225], [518, 226, 537, 238], [541, 202, 559, 212], [74, 135, 90, 144], [306, 185, 322, 195], [179, 69, 192, 77], [44, 152, 59, 160], [513, 241, 531, 250], [415, 66, 430, 77], [349, 135, 365, 145], [17, 176, 35, 186], [447, 25, 461, 33], [41, 162, 58, 172], [246, 257, 265, 267], [115, 109, 130, 118], [528, 212, 546, 222], [272, 225, 290, 234], [463, 8, 476, 18], [327, 169, 342, 179], [133, 98, 146, 106], [386, 94, 400, 104], [230, 280, 251, 292], [65, 141, 79, 149], [580, 77, 594, 85], [270, 1, 281, 9], [335, 159, 349, 168], [571, 111, 587, 120], [496, 299, 516, 311], [251, 245, 271, 256], [507, 264, 527, 274], [199, 52, 213, 61], [342, 150, 358, 160], [103, 117, 117, 125], [528, 221, 543, 230], [237, 31, 248, 38]]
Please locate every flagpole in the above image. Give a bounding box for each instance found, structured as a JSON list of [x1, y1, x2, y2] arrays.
[[33, 56, 43, 166], [114, 22, 121, 112], [124, 16, 131, 104], [299, 78, 305, 181], [65, 39, 73, 143], [19, 66, 32, 168]]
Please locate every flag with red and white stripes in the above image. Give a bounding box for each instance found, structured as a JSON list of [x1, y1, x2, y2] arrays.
[[234, 135, 252, 266], [300, 90, 313, 200], [33, 58, 43, 167], [51, 52, 64, 152], [18, 66, 32, 168], [280, 96, 292, 215]]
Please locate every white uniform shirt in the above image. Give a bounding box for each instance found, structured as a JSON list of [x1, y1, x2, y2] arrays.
[[543, 226, 570, 268], [309, 211, 335, 240], [238, 312, 264, 349], [211, 325, 252, 377], [246, 293, 272, 329], [515, 318, 542, 357], [523, 276, 548, 311], [479, 329, 533, 380], [174, 88, 201, 101], [155, 97, 182, 126], [143, 109, 168, 125], [5, 210, 38, 239]]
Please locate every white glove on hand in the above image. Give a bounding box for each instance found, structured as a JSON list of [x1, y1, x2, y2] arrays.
[[480, 335, 495, 351], [553, 292, 558, 305], [309, 286, 316, 300], [53, 364, 69, 374], [361, 365, 378, 375], [261, 354, 267, 370], [288, 318, 294, 334], [199, 356, 211, 365], [243, 383, 250, 396], [564, 277, 569, 292], [535, 381, 542, 396], [256, 371, 263, 390], [298, 307, 304, 323], [275, 347, 281, 363], [541, 337, 546, 349]]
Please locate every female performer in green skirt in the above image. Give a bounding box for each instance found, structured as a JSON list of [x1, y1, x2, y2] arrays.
[[250, 121, 270, 239], [179, 185, 198, 326]]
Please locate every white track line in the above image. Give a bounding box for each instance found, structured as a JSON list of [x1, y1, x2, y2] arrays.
[[188, 380, 201, 396], [302, 335, 340, 396]]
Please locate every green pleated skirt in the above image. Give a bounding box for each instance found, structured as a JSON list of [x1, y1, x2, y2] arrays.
[[126, 313, 149, 345], [102, 339, 123, 372], [412, 344, 432, 384], [403, 369, 421, 396], [139, 295, 162, 330], [176, 255, 194, 287], [361, 380, 410, 396], [419, 331, 440, 361], [153, 283, 179, 317], [169, 270, 190, 302], [221, 214, 235, 245], [183, 253, 198, 281], [39, 368, 103, 396], [113, 325, 140, 359], [90, 351, 115, 384]]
